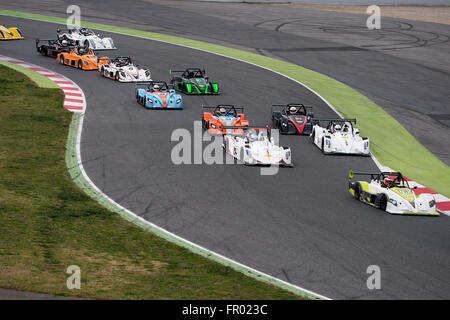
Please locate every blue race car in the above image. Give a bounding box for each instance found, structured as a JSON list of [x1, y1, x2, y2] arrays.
[[136, 81, 182, 109]]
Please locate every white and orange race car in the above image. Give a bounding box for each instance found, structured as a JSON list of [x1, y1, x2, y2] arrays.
[[99, 57, 152, 82], [57, 47, 109, 70]]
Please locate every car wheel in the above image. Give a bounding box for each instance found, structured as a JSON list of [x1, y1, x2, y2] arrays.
[[202, 119, 209, 131], [271, 114, 277, 127], [321, 138, 325, 153], [84, 40, 89, 49], [60, 55, 64, 64], [380, 195, 387, 211], [311, 130, 315, 142], [115, 73, 119, 81], [353, 182, 362, 200], [239, 147, 245, 163], [78, 60, 82, 70]]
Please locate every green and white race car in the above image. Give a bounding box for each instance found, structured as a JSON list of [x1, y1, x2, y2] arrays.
[[169, 68, 219, 95], [348, 170, 438, 216]]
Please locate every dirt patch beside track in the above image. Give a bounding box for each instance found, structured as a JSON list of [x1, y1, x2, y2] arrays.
[[267, 4, 450, 25]]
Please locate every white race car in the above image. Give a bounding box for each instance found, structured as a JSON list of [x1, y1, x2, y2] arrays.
[[99, 57, 152, 82], [349, 171, 438, 216], [311, 118, 370, 156], [57, 27, 116, 49], [222, 126, 293, 166]]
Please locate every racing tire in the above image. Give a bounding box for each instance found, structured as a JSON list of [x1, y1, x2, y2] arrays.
[[321, 138, 325, 153], [271, 114, 278, 128], [311, 130, 315, 142], [84, 40, 90, 49], [379, 195, 387, 212], [115, 72, 120, 81], [353, 182, 362, 200], [59, 55, 64, 64], [202, 119, 209, 131], [239, 147, 246, 164], [77, 60, 83, 70]]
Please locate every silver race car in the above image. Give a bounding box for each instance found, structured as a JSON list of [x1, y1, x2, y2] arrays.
[[311, 118, 370, 156], [99, 57, 152, 82], [57, 27, 116, 49], [223, 126, 293, 167]]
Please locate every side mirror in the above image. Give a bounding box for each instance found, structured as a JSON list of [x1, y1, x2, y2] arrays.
[[413, 186, 418, 189], [349, 170, 354, 179]]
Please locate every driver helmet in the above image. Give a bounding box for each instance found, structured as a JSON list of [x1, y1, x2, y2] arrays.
[[384, 177, 395, 187], [61, 40, 68, 46], [342, 123, 349, 132], [79, 48, 87, 55], [219, 107, 227, 116], [334, 124, 342, 132], [289, 106, 297, 114], [153, 84, 160, 91]]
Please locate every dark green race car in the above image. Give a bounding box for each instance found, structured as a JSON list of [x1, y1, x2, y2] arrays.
[[169, 68, 220, 95]]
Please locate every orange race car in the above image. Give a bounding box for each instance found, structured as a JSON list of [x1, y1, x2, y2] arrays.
[[56, 47, 109, 70], [202, 105, 249, 135]]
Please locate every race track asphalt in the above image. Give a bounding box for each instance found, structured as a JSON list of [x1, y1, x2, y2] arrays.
[[0, 10, 449, 299]]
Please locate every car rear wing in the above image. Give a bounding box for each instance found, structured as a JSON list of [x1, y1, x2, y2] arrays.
[[348, 170, 383, 182], [35, 38, 54, 47], [202, 105, 244, 112], [221, 125, 271, 136], [221, 126, 268, 130], [56, 27, 78, 33], [271, 104, 313, 115], [349, 170, 403, 179], [90, 47, 117, 52], [312, 118, 356, 125], [272, 104, 312, 109], [135, 81, 174, 90], [169, 70, 184, 74], [170, 69, 206, 74]]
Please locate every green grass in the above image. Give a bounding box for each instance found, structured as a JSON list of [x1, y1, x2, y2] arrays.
[[0, 64, 303, 299], [0, 60, 58, 88]]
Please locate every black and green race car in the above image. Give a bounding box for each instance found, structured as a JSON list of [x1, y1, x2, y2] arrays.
[[169, 68, 220, 95]]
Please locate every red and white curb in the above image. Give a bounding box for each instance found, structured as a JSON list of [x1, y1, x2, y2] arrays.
[[407, 179, 450, 216], [0, 55, 85, 113], [373, 157, 450, 216]]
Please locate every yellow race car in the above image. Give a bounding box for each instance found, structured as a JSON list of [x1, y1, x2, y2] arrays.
[[0, 25, 24, 40]]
